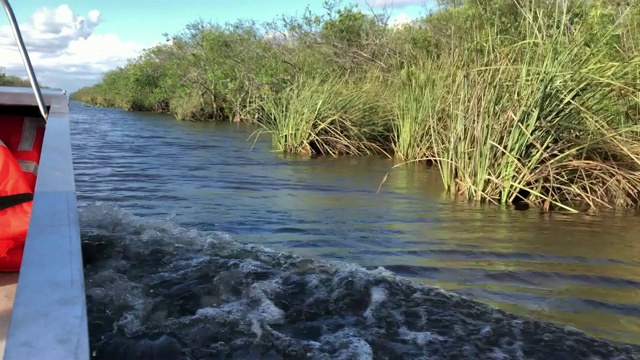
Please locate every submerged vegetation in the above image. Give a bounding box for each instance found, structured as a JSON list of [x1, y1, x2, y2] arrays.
[[72, 0, 640, 212]]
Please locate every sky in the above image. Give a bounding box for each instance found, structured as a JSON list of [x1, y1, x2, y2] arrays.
[[0, 0, 435, 92]]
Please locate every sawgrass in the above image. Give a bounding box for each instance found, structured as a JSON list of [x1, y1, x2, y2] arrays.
[[390, 5, 640, 211], [73, 0, 640, 211], [256, 72, 392, 157], [258, 18, 640, 211], [391, 63, 439, 162]]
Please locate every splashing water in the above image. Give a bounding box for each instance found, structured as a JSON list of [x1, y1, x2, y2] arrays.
[[81, 203, 640, 359]]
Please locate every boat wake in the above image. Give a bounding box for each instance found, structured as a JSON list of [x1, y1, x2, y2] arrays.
[[81, 203, 640, 360]]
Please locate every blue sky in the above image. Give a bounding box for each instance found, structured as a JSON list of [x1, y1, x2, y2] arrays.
[[0, 0, 433, 91]]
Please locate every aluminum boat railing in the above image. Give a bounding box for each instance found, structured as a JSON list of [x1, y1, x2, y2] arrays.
[[0, 1, 89, 359], [1, 0, 48, 121]]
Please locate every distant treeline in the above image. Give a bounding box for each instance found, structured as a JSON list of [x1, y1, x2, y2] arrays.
[[72, 0, 640, 212], [0, 68, 32, 87], [0, 67, 50, 89]]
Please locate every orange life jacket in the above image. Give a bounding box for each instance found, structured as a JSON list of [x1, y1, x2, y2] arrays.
[[0, 116, 45, 192], [0, 115, 45, 272]]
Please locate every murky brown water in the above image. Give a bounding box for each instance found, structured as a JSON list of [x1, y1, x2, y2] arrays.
[[70, 101, 640, 346]]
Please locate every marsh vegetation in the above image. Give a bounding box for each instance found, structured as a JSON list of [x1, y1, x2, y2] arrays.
[[72, 0, 640, 212]]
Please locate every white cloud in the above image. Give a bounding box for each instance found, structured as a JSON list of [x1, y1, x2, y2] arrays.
[[263, 29, 298, 45], [363, 0, 432, 9], [0, 4, 146, 91], [388, 13, 416, 27]]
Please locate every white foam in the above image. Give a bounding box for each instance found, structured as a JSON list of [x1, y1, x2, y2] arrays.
[[563, 325, 585, 335], [369, 266, 396, 278], [117, 312, 142, 336], [238, 259, 265, 273], [345, 338, 373, 360], [363, 286, 387, 323], [195, 302, 245, 320], [81, 202, 233, 249], [250, 316, 263, 339], [257, 298, 285, 324], [489, 348, 510, 360], [80, 202, 637, 359], [305, 274, 325, 289], [399, 326, 447, 346], [480, 325, 493, 337], [322, 328, 373, 360], [250, 278, 282, 297]]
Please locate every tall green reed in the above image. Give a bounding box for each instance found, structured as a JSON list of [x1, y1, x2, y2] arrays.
[[391, 1, 640, 211], [257, 72, 392, 157]]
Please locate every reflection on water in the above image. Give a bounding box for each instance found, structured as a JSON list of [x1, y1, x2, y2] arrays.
[[70, 102, 640, 345]]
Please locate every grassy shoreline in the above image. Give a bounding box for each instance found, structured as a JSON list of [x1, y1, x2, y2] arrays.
[[72, 0, 640, 213]]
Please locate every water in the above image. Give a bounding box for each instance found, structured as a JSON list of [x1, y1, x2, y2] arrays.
[[70, 102, 640, 358]]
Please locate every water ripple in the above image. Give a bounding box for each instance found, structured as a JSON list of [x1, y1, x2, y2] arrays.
[[70, 102, 640, 346]]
